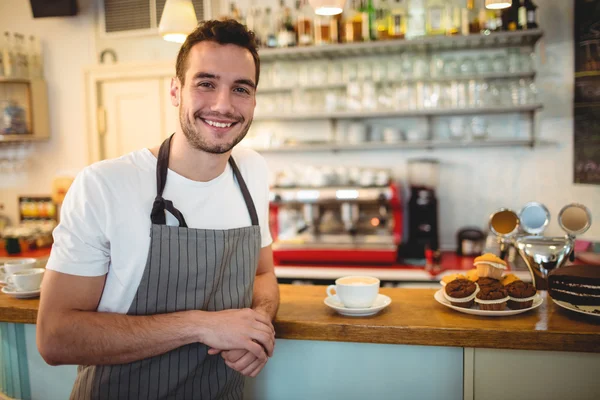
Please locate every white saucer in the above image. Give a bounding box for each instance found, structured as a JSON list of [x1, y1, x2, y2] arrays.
[[434, 289, 543, 317], [324, 294, 391, 317], [1, 286, 41, 299], [552, 299, 600, 318]]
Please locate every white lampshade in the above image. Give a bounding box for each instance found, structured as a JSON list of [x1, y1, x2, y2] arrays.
[[158, 0, 198, 43], [308, 0, 346, 16], [485, 0, 512, 9]]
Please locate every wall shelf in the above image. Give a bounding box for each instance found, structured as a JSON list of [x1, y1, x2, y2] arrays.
[[258, 71, 537, 94], [258, 30, 544, 62], [248, 139, 556, 153], [254, 104, 544, 121], [0, 134, 48, 143]]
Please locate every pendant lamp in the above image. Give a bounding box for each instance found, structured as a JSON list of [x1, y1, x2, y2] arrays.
[[158, 0, 198, 43], [485, 0, 512, 9], [308, 0, 346, 16]]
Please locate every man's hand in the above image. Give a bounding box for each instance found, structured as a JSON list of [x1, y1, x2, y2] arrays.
[[199, 308, 275, 361], [208, 348, 268, 377]]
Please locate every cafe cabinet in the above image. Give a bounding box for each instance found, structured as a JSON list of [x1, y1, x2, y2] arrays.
[[0, 77, 49, 143]]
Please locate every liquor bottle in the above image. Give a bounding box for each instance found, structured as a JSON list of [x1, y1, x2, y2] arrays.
[[344, 0, 364, 42], [264, 8, 278, 47], [28, 35, 42, 79], [445, 1, 461, 36], [375, 0, 391, 40], [277, 0, 296, 47], [503, 1, 520, 31], [314, 15, 332, 45], [359, 0, 377, 41], [406, 0, 426, 39], [426, 0, 446, 36], [524, 0, 538, 29], [387, 0, 407, 39], [296, 0, 314, 46], [467, 0, 480, 34]]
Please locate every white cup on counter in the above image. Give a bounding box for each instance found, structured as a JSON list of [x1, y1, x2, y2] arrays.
[[327, 276, 380, 308], [6, 267, 44, 292], [0, 258, 37, 281]]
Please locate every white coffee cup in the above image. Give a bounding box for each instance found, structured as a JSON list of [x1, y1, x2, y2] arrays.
[[327, 276, 380, 308], [6, 268, 45, 292], [0, 258, 37, 279]]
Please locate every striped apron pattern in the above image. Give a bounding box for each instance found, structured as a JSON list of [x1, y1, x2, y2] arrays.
[[70, 135, 261, 399]]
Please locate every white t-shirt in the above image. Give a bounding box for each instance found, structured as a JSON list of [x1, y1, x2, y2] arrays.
[[46, 147, 272, 314]]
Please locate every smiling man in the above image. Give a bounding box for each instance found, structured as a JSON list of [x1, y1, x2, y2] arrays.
[[36, 20, 279, 400]]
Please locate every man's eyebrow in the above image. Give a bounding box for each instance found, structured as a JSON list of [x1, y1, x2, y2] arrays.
[[193, 72, 218, 80], [234, 79, 256, 89], [192, 72, 256, 89]]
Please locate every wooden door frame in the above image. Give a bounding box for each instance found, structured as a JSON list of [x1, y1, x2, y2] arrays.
[[84, 61, 173, 163]]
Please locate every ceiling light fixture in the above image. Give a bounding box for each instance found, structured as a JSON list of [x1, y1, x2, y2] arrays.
[[158, 0, 198, 44], [485, 0, 512, 10], [308, 0, 346, 16]]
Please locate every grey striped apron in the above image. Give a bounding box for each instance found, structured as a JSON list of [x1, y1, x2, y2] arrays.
[[70, 135, 262, 400]]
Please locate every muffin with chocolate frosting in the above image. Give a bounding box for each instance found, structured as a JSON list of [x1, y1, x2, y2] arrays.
[[476, 277, 503, 290], [506, 281, 537, 309], [475, 286, 509, 311], [444, 279, 479, 308]]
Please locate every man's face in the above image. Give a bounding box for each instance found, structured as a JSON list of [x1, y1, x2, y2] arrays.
[[175, 41, 256, 154]]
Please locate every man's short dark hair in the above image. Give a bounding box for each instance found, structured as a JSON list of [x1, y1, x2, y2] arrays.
[[176, 19, 260, 87]]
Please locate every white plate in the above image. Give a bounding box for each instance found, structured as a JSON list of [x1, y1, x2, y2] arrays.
[[1, 286, 41, 299], [434, 289, 543, 317], [551, 299, 600, 318], [324, 294, 391, 317]]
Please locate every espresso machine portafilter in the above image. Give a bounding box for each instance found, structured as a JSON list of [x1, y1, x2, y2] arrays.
[[488, 202, 592, 290]]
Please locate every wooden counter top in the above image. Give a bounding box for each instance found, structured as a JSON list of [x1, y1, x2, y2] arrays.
[[1, 285, 599, 353]]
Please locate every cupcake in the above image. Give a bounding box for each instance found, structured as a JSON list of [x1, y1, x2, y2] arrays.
[[506, 281, 537, 309], [475, 286, 509, 311], [465, 269, 479, 282], [501, 273, 521, 287], [440, 273, 467, 286], [444, 279, 480, 308], [476, 277, 503, 290], [474, 253, 507, 280]]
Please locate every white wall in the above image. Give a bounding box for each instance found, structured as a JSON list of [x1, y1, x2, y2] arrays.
[[0, 0, 95, 224], [0, 0, 598, 248]]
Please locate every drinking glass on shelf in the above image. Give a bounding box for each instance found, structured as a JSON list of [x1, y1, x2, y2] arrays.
[[520, 52, 534, 73], [309, 61, 328, 86], [342, 60, 358, 84], [443, 56, 459, 77], [470, 117, 488, 140], [297, 63, 310, 87], [361, 79, 378, 110], [400, 53, 414, 78], [371, 60, 387, 83], [491, 53, 508, 73], [487, 82, 501, 106], [346, 80, 363, 111], [475, 55, 492, 75], [430, 55, 445, 78], [386, 55, 403, 82], [528, 81, 539, 104], [459, 57, 475, 75], [328, 61, 343, 85], [508, 49, 521, 73], [413, 54, 429, 79], [378, 84, 394, 109], [357, 62, 372, 82], [392, 83, 409, 110]]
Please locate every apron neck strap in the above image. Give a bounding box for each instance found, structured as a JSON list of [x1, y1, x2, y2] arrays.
[[228, 157, 260, 226]]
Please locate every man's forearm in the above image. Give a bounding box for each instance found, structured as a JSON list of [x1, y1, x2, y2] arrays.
[[252, 271, 280, 320], [38, 310, 201, 366]]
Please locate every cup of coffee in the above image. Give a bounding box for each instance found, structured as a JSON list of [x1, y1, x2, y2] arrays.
[[326, 276, 380, 308], [0, 258, 37, 280], [6, 268, 44, 292]]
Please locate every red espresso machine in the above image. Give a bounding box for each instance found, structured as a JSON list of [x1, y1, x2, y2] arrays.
[[269, 181, 403, 265]]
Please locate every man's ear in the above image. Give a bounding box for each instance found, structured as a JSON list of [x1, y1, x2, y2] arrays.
[[170, 77, 181, 107]]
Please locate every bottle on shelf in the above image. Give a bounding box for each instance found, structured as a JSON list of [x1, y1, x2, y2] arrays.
[[503, 0, 520, 31], [359, 0, 377, 41], [375, 0, 391, 40], [2, 32, 15, 78], [445, 2, 461, 36], [426, 0, 447, 36], [344, 0, 364, 42], [264, 7, 278, 47], [0, 32, 5, 77], [387, 0, 407, 39], [28, 35, 43, 79], [296, 0, 314, 46], [314, 14, 332, 45], [519, 0, 538, 30], [229, 2, 244, 25], [406, 0, 426, 39], [276, 0, 297, 47]]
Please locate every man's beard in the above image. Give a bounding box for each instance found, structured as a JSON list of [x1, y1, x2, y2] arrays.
[[180, 107, 252, 154]]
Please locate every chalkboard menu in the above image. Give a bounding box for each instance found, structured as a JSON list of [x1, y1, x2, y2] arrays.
[[574, 0, 600, 185]]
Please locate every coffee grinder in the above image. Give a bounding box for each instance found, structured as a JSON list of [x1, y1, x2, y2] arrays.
[[399, 159, 440, 260]]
